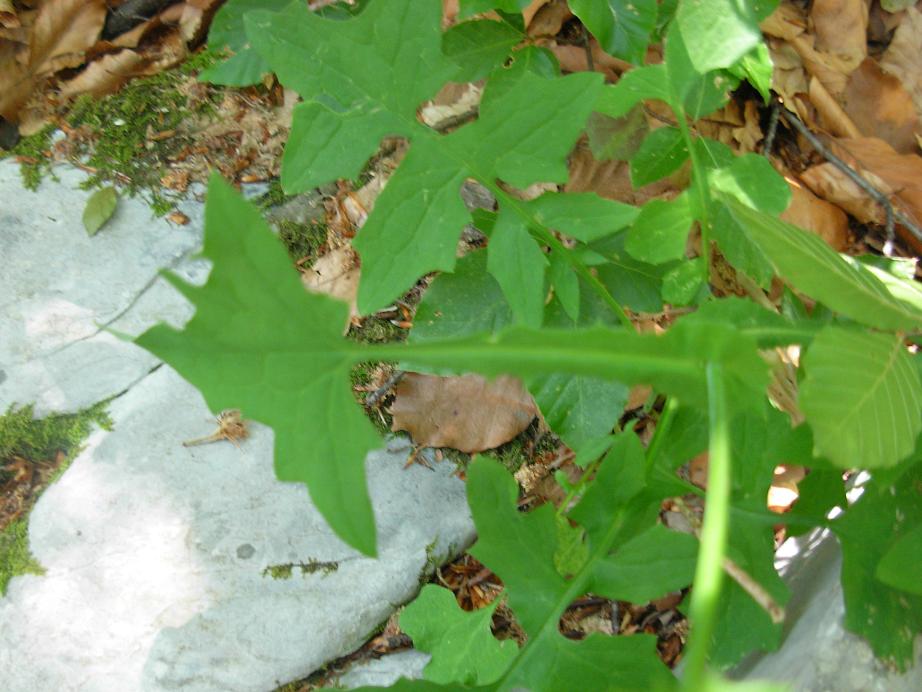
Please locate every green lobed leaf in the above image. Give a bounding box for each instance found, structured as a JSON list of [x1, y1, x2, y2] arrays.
[[466, 456, 678, 690], [586, 107, 649, 161], [800, 326, 922, 469], [711, 203, 775, 288], [630, 126, 689, 187], [595, 65, 669, 118], [675, 0, 762, 73], [443, 19, 523, 81], [720, 196, 922, 330], [200, 0, 291, 86], [569, 0, 658, 64], [82, 186, 118, 236], [875, 524, 922, 595], [592, 234, 673, 313], [664, 22, 736, 119], [528, 373, 628, 451], [136, 174, 381, 556], [399, 584, 517, 685], [833, 459, 922, 669], [626, 193, 693, 265], [662, 258, 705, 306], [548, 249, 580, 321], [729, 42, 774, 102]]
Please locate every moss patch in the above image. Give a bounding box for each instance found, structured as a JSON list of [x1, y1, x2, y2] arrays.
[[262, 558, 340, 580], [277, 219, 327, 264], [0, 401, 113, 595]]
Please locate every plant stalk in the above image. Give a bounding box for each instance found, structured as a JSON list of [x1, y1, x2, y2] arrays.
[[673, 105, 712, 287], [681, 362, 732, 689]]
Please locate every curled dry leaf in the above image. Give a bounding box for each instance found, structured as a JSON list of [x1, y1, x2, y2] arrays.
[[28, 0, 107, 75], [59, 48, 147, 97], [390, 373, 538, 453]]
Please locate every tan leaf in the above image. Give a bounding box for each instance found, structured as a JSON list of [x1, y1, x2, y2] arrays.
[[780, 178, 850, 251], [566, 141, 676, 205], [843, 58, 919, 153], [0, 0, 17, 28], [59, 49, 148, 97], [301, 247, 360, 332], [390, 373, 538, 453], [761, 2, 807, 41], [810, 0, 867, 72], [525, 0, 569, 36], [28, 0, 107, 75], [880, 7, 922, 123]]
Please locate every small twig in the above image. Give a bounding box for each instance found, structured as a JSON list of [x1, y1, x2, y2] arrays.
[[581, 24, 595, 73], [777, 100, 922, 254], [431, 108, 479, 133], [761, 100, 780, 157], [364, 370, 405, 408]]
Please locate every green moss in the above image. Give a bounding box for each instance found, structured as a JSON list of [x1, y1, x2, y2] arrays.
[[0, 401, 112, 593], [5, 48, 223, 212], [347, 317, 407, 345], [0, 520, 45, 596], [1, 125, 56, 190], [262, 558, 340, 580], [0, 401, 112, 466], [277, 219, 326, 263], [256, 178, 289, 211]]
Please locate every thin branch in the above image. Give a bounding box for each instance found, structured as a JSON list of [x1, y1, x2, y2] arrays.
[[777, 101, 922, 254]]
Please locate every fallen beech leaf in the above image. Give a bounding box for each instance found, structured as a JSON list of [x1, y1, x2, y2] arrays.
[[28, 0, 107, 75], [843, 58, 919, 153], [767, 464, 805, 514], [301, 247, 360, 332], [880, 7, 922, 123], [390, 373, 538, 453], [780, 178, 849, 251], [166, 211, 190, 226], [803, 136, 922, 253]]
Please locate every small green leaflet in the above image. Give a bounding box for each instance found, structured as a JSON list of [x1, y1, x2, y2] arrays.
[[199, 0, 291, 86], [675, 0, 762, 73], [833, 459, 922, 670], [720, 196, 922, 331], [459, 0, 531, 19], [569, 0, 658, 64], [83, 187, 118, 236], [800, 326, 922, 469], [626, 192, 693, 264], [399, 584, 517, 685], [487, 209, 548, 328]]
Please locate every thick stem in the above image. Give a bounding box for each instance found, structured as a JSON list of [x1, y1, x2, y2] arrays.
[[681, 363, 732, 689]]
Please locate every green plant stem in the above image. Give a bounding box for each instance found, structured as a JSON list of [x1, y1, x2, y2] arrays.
[[682, 362, 732, 689], [673, 106, 711, 286]]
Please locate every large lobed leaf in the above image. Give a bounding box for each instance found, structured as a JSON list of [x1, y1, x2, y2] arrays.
[[246, 0, 605, 315]]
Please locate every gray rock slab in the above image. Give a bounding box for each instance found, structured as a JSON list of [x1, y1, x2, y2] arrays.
[[731, 528, 922, 691], [337, 651, 431, 689], [0, 160, 204, 415], [0, 365, 475, 691]]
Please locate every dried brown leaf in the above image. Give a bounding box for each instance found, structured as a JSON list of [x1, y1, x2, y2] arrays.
[[843, 58, 919, 153], [301, 247, 360, 332], [28, 0, 106, 75], [780, 178, 850, 251], [880, 7, 922, 124], [810, 0, 868, 72], [0, 0, 17, 28], [59, 49, 147, 97], [390, 373, 538, 453]]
